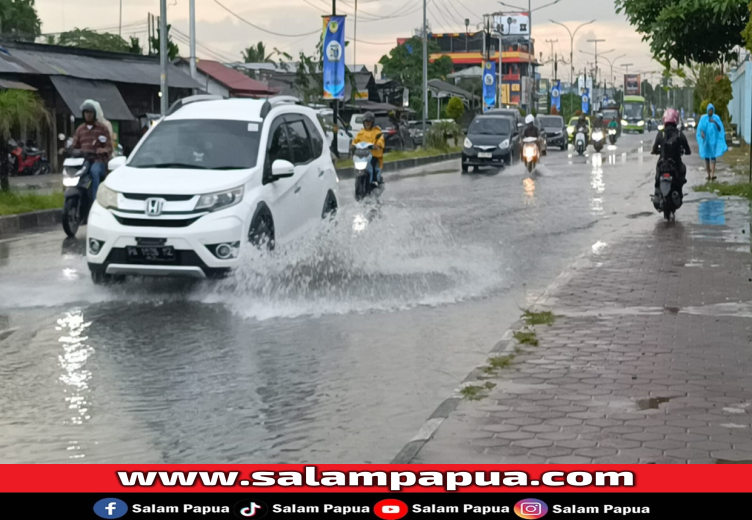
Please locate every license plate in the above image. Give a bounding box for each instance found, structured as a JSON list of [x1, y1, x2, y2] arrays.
[[126, 245, 176, 263], [478, 152, 492, 158]]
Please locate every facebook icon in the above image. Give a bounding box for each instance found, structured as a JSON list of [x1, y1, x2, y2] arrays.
[[93, 498, 128, 519]]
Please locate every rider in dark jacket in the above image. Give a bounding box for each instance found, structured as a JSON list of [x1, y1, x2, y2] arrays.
[[522, 114, 539, 138], [652, 108, 691, 188]]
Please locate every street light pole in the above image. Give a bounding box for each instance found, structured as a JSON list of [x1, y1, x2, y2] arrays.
[[546, 39, 558, 79], [587, 39, 605, 97], [549, 19, 596, 117], [189, 0, 197, 81], [422, 0, 428, 149]]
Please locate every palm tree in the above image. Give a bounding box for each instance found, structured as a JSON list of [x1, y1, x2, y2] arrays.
[[0, 90, 50, 191], [242, 42, 276, 63]]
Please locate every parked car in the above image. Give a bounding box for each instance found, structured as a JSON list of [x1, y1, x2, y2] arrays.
[[315, 108, 352, 157], [86, 95, 339, 284], [462, 114, 521, 172], [349, 112, 414, 151], [537, 115, 567, 151], [408, 119, 454, 147]]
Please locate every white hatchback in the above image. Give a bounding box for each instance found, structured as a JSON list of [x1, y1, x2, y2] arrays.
[[86, 95, 339, 284]]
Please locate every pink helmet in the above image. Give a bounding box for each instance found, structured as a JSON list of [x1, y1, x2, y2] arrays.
[[663, 108, 679, 125]]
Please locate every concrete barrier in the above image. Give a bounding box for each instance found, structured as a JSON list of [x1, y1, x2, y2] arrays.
[[336, 152, 461, 179], [0, 209, 62, 237]]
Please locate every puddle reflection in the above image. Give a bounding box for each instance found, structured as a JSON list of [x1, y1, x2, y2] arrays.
[[698, 200, 726, 226], [522, 178, 535, 202]]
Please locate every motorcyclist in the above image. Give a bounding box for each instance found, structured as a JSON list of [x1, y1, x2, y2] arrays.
[[71, 101, 112, 202], [593, 113, 605, 130], [651, 108, 690, 190], [522, 114, 539, 138], [352, 112, 385, 187], [575, 114, 589, 140]]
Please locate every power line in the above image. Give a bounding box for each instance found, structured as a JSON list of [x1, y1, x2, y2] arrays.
[[213, 0, 320, 37], [429, 4, 454, 32], [435, 0, 465, 27]]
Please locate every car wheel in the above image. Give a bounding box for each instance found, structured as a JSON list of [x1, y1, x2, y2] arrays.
[[321, 191, 338, 220], [249, 207, 275, 250], [462, 163, 469, 173]]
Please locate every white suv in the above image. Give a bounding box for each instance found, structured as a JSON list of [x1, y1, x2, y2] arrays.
[[86, 95, 339, 284]]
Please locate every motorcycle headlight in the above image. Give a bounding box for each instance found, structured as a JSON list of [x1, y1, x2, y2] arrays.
[[63, 176, 80, 187], [567, 126, 574, 135], [464, 137, 473, 148], [499, 139, 510, 149], [96, 183, 119, 210], [593, 131, 603, 140], [195, 186, 244, 212], [637, 121, 645, 127]]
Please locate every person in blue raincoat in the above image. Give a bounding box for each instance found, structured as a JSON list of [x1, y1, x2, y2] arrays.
[[697, 103, 728, 181]]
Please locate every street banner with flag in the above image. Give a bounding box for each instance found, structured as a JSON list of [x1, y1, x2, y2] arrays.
[[322, 16, 346, 100], [581, 88, 590, 114], [551, 80, 561, 112], [482, 61, 497, 111]]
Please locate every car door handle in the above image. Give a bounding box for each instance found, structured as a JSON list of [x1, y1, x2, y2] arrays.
[[294, 185, 301, 194], [319, 168, 325, 177]]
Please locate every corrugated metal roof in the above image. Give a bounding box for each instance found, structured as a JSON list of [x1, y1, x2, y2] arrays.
[[195, 60, 278, 95], [0, 78, 36, 90], [50, 76, 135, 120], [0, 41, 201, 89]]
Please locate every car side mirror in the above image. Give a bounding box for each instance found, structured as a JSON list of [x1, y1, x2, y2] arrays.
[[108, 156, 127, 171], [271, 159, 295, 179]]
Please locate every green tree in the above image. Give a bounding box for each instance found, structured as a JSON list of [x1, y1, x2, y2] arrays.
[[742, 0, 752, 50], [615, 0, 748, 66], [0, 89, 49, 191], [149, 24, 179, 60], [0, 0, 41, 42], [56, 28, 131, 53], [445, 97, 465, 123], [379, 37, 453, 116], [128, 36, 143, 55], [242, 42, 276, 63]]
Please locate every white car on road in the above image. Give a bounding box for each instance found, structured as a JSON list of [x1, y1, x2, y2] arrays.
[[87, 95, 339, 284]]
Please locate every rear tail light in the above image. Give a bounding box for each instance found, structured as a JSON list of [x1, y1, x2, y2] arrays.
[[662, 174, 671, 178]]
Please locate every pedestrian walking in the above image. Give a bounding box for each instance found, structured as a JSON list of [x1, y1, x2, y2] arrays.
[[697, 103, 728, 181]]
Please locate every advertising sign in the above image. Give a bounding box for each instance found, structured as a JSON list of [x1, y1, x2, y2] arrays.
[[493, 13, 530, 35], [322, 16, 346, 100], [551, 80, 561, 111], [582, 88, 590, 114], [624, 74, 641, 96], [482, 61, 497, 111]]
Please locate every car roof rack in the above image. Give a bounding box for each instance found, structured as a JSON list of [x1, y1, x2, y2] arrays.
[[166, 94, 224, 116], [260, 95, 302, 118]]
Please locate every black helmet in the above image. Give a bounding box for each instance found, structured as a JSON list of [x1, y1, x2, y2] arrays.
[[363, 111, 375, 123], [81, 101, 97, 119]]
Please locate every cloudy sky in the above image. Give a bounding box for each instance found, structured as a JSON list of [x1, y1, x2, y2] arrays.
[[36, 0, 663, 83]]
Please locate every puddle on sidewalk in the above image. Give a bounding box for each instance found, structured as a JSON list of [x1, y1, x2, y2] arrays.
[[698, 200, 726, 225]]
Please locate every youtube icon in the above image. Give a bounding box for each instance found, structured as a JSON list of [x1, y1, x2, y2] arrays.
[[374, 499, 408, 520]]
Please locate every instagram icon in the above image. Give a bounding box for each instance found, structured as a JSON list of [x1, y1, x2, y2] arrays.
[[514, 499, 548, 519]]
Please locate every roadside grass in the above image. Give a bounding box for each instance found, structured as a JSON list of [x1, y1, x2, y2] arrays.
[[513, 330, 539, 347], [336, 146, 462, 169], [0, 190, 65, 216], [722, 142, 751, 176], [693, 182, 752, 201], [482, 354, 515, 375], [460, 381, 497, 401], [523, 310, 555, 326]]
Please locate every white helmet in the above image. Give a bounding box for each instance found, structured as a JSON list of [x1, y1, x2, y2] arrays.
[[525, 114, 534, 124]]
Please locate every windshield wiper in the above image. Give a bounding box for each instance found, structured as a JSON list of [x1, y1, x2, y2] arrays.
[[133, 162, 209, 170]]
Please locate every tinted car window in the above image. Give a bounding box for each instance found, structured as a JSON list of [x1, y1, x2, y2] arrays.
[[469, 117, 511, 135], [539, 116, 563, 127], [375, 116, 392, 129], [267, 120, 292, 165], [286, 120, 313, 164], [303, 117, 324, 157], [130, 119, 261, 170]]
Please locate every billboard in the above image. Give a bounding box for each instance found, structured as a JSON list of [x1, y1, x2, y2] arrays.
[[482, 61, 497, 111], [493, 13, 530, 35], [624, 74, 641, 96]]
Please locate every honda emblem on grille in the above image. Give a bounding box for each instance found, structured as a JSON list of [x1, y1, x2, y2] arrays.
[[145, 198, 165, 216]]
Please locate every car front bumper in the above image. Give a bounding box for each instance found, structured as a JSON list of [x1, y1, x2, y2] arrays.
[[546, 133, 567, 146], [86, 201, 247, 278], [462, 147, 511, 166]]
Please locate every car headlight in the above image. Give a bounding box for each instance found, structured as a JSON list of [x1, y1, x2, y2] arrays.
[[96, 183, 119, 209], [464, 137, 473, 148], [567, 126, 574, 135], [637, 121, 645, 127], [499, 139, 510, 149], [195, 186, 244, 212], [621, 120, 629, 126]]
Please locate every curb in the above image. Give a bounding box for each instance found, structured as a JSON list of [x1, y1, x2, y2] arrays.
[[389, 249, 596, 464], [0, 208, 62, 237], [336, 152, 461, 179]]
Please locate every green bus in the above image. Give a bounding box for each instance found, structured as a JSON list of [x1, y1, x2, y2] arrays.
[[621, 95, 646, 134]]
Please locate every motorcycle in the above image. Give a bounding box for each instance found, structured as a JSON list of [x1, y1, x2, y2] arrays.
[[591, 129, 606, 153], [352, 137, 384, 202], [59, 134, 107, 237], [608, 128, 618, 145], [7, 138, 51, 176], [574, 127, 587, 156], [651, 159, 683, 221], [522, 137, 540, 174]]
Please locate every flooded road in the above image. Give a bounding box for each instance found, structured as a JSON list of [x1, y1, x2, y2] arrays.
[[0, 134, 665, 462]]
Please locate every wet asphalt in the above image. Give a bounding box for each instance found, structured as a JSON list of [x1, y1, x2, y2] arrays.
[[0, 134, 665, 463]]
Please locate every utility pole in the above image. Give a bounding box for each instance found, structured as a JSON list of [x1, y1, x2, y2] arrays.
[[354, 0, 357, 73], [119, 0, 123, 37], [587, 38, 605, 98], [550, 20, 596, 121], [159, 0, 168, 115], [331, 0, 340, 156], [189, 0, 197, 80], [546, 39, 558, 79], [623, 63, 633, 75], [422, 0, 428, 149]]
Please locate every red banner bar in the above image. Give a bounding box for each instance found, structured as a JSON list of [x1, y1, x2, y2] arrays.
[[1, 465, 751, 493]]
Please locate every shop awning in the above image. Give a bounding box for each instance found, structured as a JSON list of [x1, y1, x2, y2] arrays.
[[50, 76, 135, 121]]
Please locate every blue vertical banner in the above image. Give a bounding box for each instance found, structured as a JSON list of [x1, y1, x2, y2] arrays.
[[581, 88, 590, 114], [652, 104, 656, 117], [322, 16, 346, 100], [551, 80, 561, 112], [482, 61, 497, 112]]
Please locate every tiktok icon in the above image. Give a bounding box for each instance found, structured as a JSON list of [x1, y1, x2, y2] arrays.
[[234, 500, 268, 519]]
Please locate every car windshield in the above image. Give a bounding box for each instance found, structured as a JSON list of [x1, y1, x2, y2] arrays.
[[623, 103, 644, 119], [602, 110, 619, 120], [129, 119, 260, 170], [469, 117, 511, 135], [539, 117, 563, 127]]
